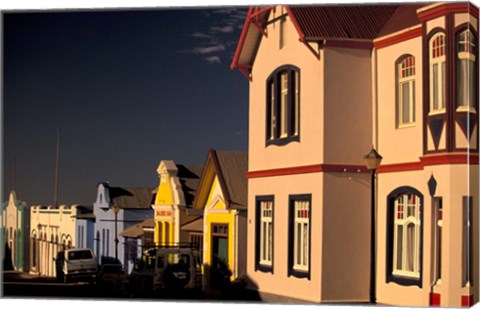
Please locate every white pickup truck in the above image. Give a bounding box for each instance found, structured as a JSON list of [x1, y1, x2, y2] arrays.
[[55, 248, 98, 283]]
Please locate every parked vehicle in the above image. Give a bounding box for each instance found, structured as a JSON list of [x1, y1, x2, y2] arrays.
[[153, 245, 202, 291], [55, 248, 98, 283], [97, 263, 127, 291]]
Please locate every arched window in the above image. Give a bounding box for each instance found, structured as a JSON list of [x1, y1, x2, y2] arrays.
[[266, 65, 300, 146], [397, 55, 416, 126], [456, 29, 476, 110], [387, 187, 423, 287], [429, 33, 446, 114]]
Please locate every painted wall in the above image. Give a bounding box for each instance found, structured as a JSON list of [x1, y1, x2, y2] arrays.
[[93, 183, 153, 273], [247, 173, 323, 302], [374, 7, 479, 307], [376, 165, 478, 307], [249, 6, 325, 172], [1, 191, 30, 272], [202, 176, 247, 287], [246, 5, 374, 303], [323, 47, 373, 165], [30, 205, 77, 277], [376, 35, 423, 164]]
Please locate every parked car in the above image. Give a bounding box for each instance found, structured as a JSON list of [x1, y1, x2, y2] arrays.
[[97, 263, 127, 290], [55, 248, 98, 283], [153, 245, 202, 291]]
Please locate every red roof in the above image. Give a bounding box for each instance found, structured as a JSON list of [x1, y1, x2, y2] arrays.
[[288, 5, 399, 40], [230, 4, 422, 72]]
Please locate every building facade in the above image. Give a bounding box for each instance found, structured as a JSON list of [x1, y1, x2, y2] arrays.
[[92, 182, 154, 273], [151, 160, 202, 247], [231, 2, 478, 307], [191, 149, 248, 290], [1, 191, 30, 272], [373, 3, 479, 307], [29, 205, 79, 277]]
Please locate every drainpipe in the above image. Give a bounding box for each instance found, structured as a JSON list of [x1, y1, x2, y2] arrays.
[[428, 175, 438, 304], [234, 210, 238, 280]]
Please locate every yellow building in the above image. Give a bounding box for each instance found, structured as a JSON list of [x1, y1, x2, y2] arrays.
[[192, 149, 248, 290], [152, 160, 203, 247]]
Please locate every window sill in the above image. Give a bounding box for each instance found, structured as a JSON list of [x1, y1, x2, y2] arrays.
[[456, 106, 477, 113], [255, 264, 273, 273], [266, 135, 300, 147], [288, 268, 310, 280], [387, 273, 422, 288], [397, 123, 416, 129], [428, 109, 446, 117]]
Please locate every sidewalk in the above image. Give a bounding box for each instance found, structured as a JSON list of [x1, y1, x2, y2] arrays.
[[2, 271, 56, 283]]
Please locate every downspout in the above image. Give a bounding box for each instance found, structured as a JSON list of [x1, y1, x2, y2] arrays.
[[429, 204, 438, 302], [233, 210, 239, 280]]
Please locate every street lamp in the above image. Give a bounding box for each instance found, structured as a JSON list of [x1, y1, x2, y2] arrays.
[[112, 204, 120, 261], [364, 147, 382, 304]]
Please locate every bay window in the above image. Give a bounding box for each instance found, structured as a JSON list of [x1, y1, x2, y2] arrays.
[[457, 29, 476, 111], [429, 33, 446, 114]]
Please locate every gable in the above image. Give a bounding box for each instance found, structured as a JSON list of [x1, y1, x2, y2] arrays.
[[232, 4, 400, 77], [205, 176, 226, 210], [154, 163, 175, 205]]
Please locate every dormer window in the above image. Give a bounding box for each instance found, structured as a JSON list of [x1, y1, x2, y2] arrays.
[[456, 29, 476, 111], [266, 65, 300, 146], [429, 33, 446, 114]]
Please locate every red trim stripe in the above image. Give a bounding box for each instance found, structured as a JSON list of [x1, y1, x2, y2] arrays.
[[377, 162, 423, 173], [418, 3, 479, 22], [374, 27, 422, 49], [378, 154, 479, 173], [246, 164, 369, 179], [247, 154, 479, 178]]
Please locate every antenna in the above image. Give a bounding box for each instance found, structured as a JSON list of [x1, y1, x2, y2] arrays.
[[53, 128, 61, 208], [13, 158, 16, 193]]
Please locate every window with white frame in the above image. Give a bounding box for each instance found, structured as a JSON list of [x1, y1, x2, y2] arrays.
[[430, 33, 446, 114], [457, 30, 476, 110], [266, 66, 300, 146], [398, 55, 416, 126], [256, 196, 274, 272], [288, 195, 311, 279], [393, 193, 421, 279]]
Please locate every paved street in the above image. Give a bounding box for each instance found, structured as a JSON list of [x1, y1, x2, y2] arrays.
[[1, 271, 263, 303]]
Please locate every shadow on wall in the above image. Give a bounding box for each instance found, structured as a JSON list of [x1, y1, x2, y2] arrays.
[[202, 260, 261, 302]]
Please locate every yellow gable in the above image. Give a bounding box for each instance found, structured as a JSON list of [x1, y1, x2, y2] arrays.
[[206, 176, 226, 210], [154, 171, 174, 205]]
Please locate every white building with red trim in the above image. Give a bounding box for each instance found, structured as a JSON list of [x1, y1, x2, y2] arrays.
[[231, 3, 478, 307]]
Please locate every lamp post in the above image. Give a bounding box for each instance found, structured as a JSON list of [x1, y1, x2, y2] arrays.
[[112, 204, 120, 261], [364, 147, 382, 304]]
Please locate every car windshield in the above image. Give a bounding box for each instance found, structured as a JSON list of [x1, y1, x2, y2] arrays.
[[68, 250, 93, 260]]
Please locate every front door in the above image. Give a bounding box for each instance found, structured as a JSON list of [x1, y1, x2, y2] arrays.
[[210, 224, 229, 289]]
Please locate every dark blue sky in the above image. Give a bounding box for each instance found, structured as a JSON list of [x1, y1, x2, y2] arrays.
[[3, 7, 249, 206]]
